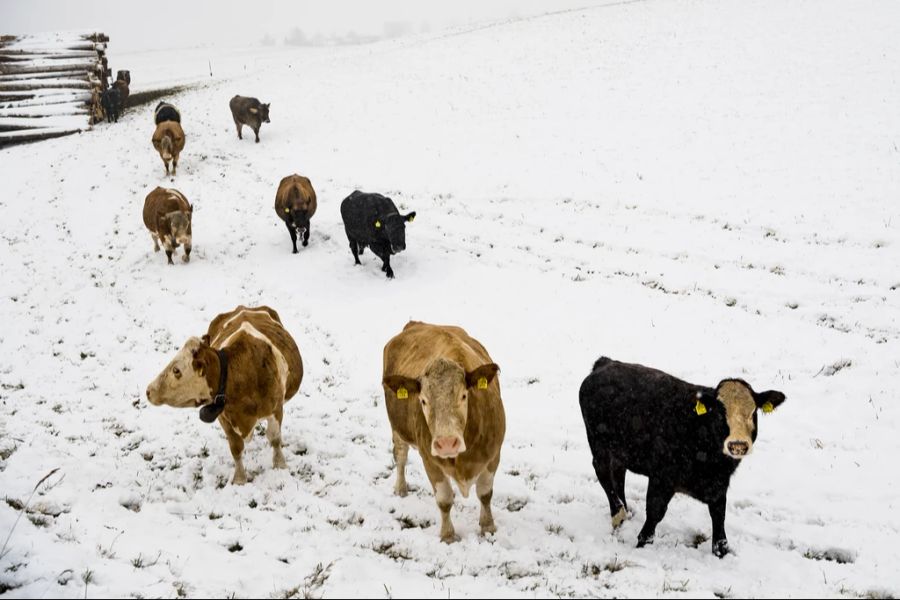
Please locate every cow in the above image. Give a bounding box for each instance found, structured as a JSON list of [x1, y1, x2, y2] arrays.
[[382, 321, 504, 543], [229, 95, 270, 143], [340, 191, 416, 279], [154, 101, 181, 125], [101, 87, 120, 123], [113, 78, 129, 108], [274, 174, 317, 254], [146, 305, 303, 485], [578, 357, 786, 557], [142, 187, 192, 265], [152, 120, 185, 176]]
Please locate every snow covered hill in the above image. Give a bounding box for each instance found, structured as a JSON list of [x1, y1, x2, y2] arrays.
[[1, 0, 899, 597]]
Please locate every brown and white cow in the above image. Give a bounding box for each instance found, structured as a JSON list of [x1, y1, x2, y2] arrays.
[[152, 120, 185, 176], [146, 305, 304, 484], [382, 321, 505, 543], [274, 174, 317, 254], [142, 187, 192, 265]]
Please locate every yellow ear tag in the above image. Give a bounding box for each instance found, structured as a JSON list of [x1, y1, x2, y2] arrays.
[[375, 221, 382, 229], [409, 215, 415, 222], [762, 401, 774, 414], [285, 208, 290, 214], [477, 376, 488, 390], [695, 400, 707, 416], [396, 387, 408, 400]]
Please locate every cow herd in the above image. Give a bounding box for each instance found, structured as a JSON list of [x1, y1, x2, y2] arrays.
[[135, 91, 788, 558]]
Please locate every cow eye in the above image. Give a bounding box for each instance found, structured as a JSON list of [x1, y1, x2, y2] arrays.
[[420, 397, 428, 407], [173, 367, 182, 378]]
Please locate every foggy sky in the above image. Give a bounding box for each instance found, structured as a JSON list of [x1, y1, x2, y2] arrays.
[[1, 0, 597, 52]]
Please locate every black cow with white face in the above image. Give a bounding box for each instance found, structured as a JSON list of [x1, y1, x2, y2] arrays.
[[578, 357, 786, 557], [340, 191, 416, 279]]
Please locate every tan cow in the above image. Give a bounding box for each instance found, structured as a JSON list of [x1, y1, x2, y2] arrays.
[[382, 321, 505, 543], [274, 174, 317, 253], [152, 120, 185, 175], [142, 187, 192, 265], [146, 305, 303, 484]]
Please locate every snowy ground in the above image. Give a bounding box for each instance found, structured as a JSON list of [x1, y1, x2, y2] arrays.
[[1, 0, 900, 597]]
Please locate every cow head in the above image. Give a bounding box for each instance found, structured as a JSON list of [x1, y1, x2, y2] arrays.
[[697, 379, 786, 459], [284, 191, 310, 234], [250, 103, 271, 123], [146, 336, 216, 408], [383, 359, 498, 459], [159, 209, 192, 249], [375, 211, 416, 254]]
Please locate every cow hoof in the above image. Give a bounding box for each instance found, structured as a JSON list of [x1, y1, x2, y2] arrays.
[[440, 533, 461, 544], [292, 249, 298, 255], [395, 483, 408, 497], [274, 459, 288, 470], [182, 255, 190, 263], [302, 240, 308, 247], [712, 540, 730, 558], [636, 535, 653, 548], [611, 507, 628, 529], [480, 524, 497, 536], [386, 272, 395, 279], [232, 475, 248, 486]]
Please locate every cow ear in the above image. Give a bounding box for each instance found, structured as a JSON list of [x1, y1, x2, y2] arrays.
[[189, 203, 194, 213], [755, 390, 786, 414], [405, 211, 416, 223], [383, 375, 420, 399], [466, 363, 499, 390], [201, 334, 211, 347], [264, 103, 270, 108]]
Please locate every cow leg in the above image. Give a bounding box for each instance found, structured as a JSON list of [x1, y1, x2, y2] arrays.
[[392, 430, 409, 497], [636, 478, 674, 547], [253, 126, 260, 143], [424, 461, 458, 543], [172, 154, 178, 176], [708, 494, 730, 557], [348, 238, 361, 265], [182, 244, 191, 263], [220, 420, 248, 485], [287, 222, 298, 254], [590, 447, 627, 528], [234, 120, 243, 140], [611, 457, 628, 514], [302, 226, 310, 247], [372, 247, 394, 278], [476, 467, 497, 535], [151, 234, 160, 252], [266, 410, 287, 470], [163, 159, 169, 175]]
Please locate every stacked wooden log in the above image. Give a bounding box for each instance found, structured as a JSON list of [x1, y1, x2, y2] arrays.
[[0, 31, 111, 146]]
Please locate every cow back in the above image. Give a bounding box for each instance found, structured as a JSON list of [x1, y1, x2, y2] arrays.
[[207, 305, 303, 401], [143, 187, 191, 233], [275, 175, 317, 219]]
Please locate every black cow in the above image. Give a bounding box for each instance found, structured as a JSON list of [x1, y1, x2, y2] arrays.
[[229, 95, 270, 143], [340, 191, 416, 279], [154, 102, 181, 125], [101, 87, 121, 123], [578, 357, 786, 557]]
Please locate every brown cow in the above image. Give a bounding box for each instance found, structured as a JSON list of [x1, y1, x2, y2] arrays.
[[113, 78, 129, 107], [142, 187, 192, 265], [382, 321, 505, 543], [274, 174, 317, 253], [146, 305, 304, 484], [152, 121, 185, 176]]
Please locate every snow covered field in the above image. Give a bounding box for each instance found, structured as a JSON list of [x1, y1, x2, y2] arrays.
[[1, 0, 899, 597]]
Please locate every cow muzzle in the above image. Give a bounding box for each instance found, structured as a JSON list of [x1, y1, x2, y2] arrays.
[[724, 439, 751, 458], [431, 435, 465, 459]]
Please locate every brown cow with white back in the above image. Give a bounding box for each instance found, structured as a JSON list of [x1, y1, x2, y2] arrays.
[[146, 305, 303, 484], [382, 321, 505, 543]]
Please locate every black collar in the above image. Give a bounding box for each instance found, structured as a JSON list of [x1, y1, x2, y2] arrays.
[[199, 349, 228, 423]]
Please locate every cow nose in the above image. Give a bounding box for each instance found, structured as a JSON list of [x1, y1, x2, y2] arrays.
[[727, 441, 749, 456], [433, 436, 461, 456]]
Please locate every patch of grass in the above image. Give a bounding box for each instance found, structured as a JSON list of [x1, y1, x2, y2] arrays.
[[803, 547, 856, 564], [372, 541, 411, 561], [279, 561, 334, 599], [227, 542, 243, 553], [690, 532, 710, 548], [506, 497, 527, 512], [395, 515, 431, 530], [581, 556, 633, 577], [663, 579, 690, 593]]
